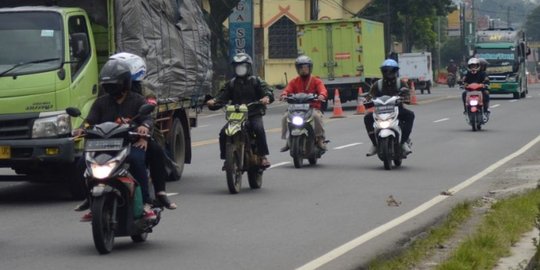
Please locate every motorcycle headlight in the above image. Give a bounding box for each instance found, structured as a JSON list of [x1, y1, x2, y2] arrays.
[[378, 120, 391, 129], [90, 161, 118, 179], [32, 113, 71, 138], [469, 99, 479, 106], [292, 116, 304, 126]]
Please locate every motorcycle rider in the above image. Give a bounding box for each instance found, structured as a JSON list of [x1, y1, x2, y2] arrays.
[[206, 53, 274, 168], [73, 59, 156, 222], [365, 59, 415, 156], [461, 57, 490, 114], [446, 59, 458, 77], [279, 55, 328, 152]]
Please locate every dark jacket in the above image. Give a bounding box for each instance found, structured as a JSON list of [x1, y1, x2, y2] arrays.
[[463, 71, 489, 85], [86, 92, 153, 128], [214, 76, 275, 117], [369, 78, 409, 98]]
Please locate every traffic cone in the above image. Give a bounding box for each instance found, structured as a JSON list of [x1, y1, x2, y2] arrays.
[[409, 81, 418, 105], [330, 89, 346, 118], [354, 87, 366, 115]]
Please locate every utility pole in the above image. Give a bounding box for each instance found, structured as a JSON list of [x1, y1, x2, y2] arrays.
[[507, 6, 511, 28], [437, 16, 441, 78], [385, 0, 391, 54]]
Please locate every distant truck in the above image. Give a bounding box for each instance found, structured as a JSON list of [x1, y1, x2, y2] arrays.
[[474, 28, 530, 99], [0, 0, 212, 198], [397, 52, 433, 94], [297, 18, 385, 110]]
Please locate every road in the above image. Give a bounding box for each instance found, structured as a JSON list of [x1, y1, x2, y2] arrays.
[[1, 85, 539, 270]]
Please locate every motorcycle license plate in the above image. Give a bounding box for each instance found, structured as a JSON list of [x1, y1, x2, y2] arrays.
[[0, 146, 10, 159], [490, 83, 501, 89], [375, 105, 394, 114], [289, 104, 310, 110], [85, 138, 124, 151]]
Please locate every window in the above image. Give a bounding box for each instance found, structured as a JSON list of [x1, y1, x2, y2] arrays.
[[268, 16, 297, 59], [68, 15, 90, 79]]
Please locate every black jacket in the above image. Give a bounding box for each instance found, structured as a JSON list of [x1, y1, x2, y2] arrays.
[[463, 71, 489, 85], [86, 92, 153, 128], [215, 76, 274, 117]]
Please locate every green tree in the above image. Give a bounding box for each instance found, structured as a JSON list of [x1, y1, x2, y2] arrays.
[[359, 0, 454, 53], [525, 5, 540, 41]]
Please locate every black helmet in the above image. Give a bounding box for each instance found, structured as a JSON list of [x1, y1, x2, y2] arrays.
[[231, 53, 253, 77], [99, 59, 132, 98], [295, 55, 313, 76]]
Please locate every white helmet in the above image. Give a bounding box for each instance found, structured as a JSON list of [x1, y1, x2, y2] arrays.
[[109, 52, 146, 81], [467, 58, 480, 73]]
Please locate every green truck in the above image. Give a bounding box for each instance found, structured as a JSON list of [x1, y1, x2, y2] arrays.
[[474, 28, 530, 99], [0, 0, 212, 198], [297, 18, 385, 110]]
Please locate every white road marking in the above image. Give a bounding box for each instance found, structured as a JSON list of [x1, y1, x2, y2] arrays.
[[296, 134, 540, 270], [166, 193, 179, 197], [509, 100, 518, 103], [433, 118, 449, 123], [490, 104, 500, 109], [333, 142, 363, 150], [197, 124, 209, 128], [269, 162, 291, 169]]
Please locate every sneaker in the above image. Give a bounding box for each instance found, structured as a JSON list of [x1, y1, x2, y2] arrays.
[[317, 139, 327, 151], [74, 199, 90, 212], [156, 192, 177, 210], [366, 145, 377, 156], [80, 212, 92, 222], [143, 205, 157, 221], [402, 142, 412, 155], [280, 143, 290, 152]]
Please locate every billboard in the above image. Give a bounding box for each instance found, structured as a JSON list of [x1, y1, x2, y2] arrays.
[[229, 0, 254, 62]]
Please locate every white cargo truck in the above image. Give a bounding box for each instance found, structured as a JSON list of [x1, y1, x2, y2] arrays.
[[398, 52, 433, 94]]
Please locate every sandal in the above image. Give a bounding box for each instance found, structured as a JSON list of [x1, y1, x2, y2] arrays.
[[260, 157, 271, 168], [156, 193, 177, 210]]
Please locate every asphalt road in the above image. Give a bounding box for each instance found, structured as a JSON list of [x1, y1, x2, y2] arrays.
[[1, 85, 540, 270]]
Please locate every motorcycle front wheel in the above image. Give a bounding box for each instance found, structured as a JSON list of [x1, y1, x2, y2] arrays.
[[92, 195, 115, 254], [131, 232, 148, 243], [291, 136, 305, 168], [225, 142, 243, 194], [380, 137, 393, 170], [247, 167, 262, 189]]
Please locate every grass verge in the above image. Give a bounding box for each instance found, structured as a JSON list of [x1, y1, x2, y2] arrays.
[[368, 189, 540, 270], [368, 202, 472, 270]]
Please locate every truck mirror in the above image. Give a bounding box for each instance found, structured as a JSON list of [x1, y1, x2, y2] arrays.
[[527, 47, 531, 56], [70, 33, 90, 60]]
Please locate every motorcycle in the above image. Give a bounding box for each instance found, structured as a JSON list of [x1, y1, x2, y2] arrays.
[[447, 73, 456, 88], [463, 83, 489, 131], [368, 93, 409, 170], [285, 93, 326, 168], [66, 104, 163, 254], [222, 102, 265, 194]]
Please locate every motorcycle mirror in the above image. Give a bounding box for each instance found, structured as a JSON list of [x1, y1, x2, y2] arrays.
[[138, 104, 156, 116], [66, 107, 81, 117]]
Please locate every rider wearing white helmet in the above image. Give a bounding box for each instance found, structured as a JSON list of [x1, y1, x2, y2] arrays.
[[109, 52, 147, 94], [461, 57, 490, 113]]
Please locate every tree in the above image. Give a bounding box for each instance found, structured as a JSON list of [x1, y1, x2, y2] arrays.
[[359, 0, 454, 53], [525, 5, 540, 40]]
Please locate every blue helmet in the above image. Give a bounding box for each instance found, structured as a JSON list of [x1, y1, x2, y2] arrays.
[[381, 59, 399, 69]]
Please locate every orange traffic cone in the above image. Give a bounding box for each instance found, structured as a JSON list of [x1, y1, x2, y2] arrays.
[[409, 81, 418, 105], [330, 89, 346, 118], [354, 87, 366, 115]]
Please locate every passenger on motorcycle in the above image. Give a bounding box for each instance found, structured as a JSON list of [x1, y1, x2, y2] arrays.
[[461, 57, 490, 113], [279, 55, 328, 152], [207, 53, 274, 168], [365, 59, 415, 156], [73, 59, 156, 222], [446, 59, 458, 77]]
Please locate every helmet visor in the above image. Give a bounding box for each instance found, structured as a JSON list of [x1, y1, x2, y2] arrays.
[[101, 82, 124, 97], [381, 67, 398, 74]]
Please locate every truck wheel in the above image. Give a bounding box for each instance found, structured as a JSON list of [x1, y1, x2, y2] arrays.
[[168, 119, 185, 181], [513, 92, 520, 99]]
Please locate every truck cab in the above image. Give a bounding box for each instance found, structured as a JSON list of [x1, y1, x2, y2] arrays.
[[474, 29, 529, 99], [0, 6, 99, 195]]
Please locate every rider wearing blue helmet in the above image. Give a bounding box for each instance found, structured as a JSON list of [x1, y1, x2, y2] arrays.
[[364, 59, 415, 156]]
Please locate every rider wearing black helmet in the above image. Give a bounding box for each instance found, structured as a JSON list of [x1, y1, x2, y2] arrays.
[[73, 59, 156, 222], [207, 53, 275, 168]]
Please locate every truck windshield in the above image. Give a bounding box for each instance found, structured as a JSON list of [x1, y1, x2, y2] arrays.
[[0, 11, 63, 76]]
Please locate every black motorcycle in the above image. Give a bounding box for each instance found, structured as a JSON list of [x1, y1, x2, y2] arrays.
[[67, 104, 163, 254], [286, 93, 326, 168]]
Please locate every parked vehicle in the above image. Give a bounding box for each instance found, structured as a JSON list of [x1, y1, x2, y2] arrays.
[[222, 103, 265, 194], [398, 52, 433, 94], [66, 105, 163, 254], [297, 18, 385, 110], [463, 83, 489, 131], [0, 1, 211, 198], [369, 94, 409, 170], [285, 93, 326, 168], [474, 28, 530, 99]]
